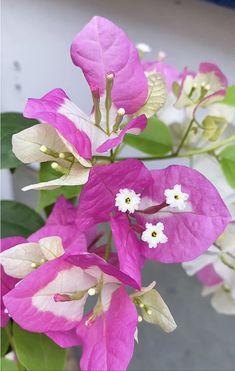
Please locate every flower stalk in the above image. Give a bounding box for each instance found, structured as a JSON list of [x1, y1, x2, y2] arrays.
[[105, 74, 114, 136]]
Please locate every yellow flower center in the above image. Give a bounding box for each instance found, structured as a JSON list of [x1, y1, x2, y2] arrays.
[[125, 197, 131, 204]]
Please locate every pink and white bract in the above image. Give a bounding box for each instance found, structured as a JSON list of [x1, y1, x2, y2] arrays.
[[12, 16, 149, 191]]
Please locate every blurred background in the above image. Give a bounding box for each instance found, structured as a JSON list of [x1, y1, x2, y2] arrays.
[[1, 0, 235, 370]]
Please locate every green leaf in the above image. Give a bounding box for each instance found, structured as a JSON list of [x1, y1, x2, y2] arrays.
[[1, 328, 9, 357], [38, 162, 81, 209], [1, 112, 38, 169], [219, 144, 235, 189], [222, 86, 235, 107], [0, 358, 18, 371], [1, 201, 44, 238], [13, 323, 66, 371], [124, 117, 173, 156]]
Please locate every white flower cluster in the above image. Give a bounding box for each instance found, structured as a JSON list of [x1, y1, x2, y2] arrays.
[[115, 185, 189, 248]]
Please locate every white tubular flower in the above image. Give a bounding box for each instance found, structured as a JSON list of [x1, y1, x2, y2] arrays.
[[164, 184, 189, 210], [115, 188, 141, 214], [141, 222, 168, 248]]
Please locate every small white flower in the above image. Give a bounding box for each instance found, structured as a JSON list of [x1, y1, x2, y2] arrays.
[[141, 222, 168, 248], [115, 188, 141, 214], [157, 50, 166, 61], [136, 43, 152, 53], [164, 184, 189, 210]]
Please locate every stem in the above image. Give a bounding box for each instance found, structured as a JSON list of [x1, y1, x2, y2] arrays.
[[137, 201, 168, 215], [185, 135, 235, 157], [94, 135, 235, 163], [220, 255, 235, 270], [104, 230, 112, 261], [106, 108, 110, 136], [92, 90, 102, 128], [174, 118, 195, 155], [94, 155, 111, 161], [110, 149, 114, 163], [5, 325, 25, 371], [117, 134, 235, 162], [105, 75, 113, 136], [227, 252, 235, 260], [116, 153, 175, 161], [113, 144, 124, 159]]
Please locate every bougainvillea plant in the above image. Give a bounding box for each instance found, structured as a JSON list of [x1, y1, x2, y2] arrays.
[[1, 16, 235, 371]]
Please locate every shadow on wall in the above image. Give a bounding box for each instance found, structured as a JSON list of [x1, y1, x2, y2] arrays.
[[204, 0, 235, 9]]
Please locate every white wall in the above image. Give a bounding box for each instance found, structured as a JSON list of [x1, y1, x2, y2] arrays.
[[2, 0, 235, 114]]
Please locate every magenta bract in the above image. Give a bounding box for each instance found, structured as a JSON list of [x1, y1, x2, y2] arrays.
[[76, 160, 231, 276], [71, 16, 148, 114], [76, 159, 153, 231], [76, 287, 137, 371], [28, 196, 87, 251]]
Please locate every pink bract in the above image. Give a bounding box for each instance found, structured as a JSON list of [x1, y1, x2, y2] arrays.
[[23, 88, 147, 159], [28, 196, 87, 251], [3, 257, 84, 332], [76, 159, 153, 230], [24, 89, 92, 160], [96, 115, 147, 153], [76, 287, 137, 371], [71, 16, 148, 114], [65, 252, 140, 289], [199, 62, 228, 88], [138, 165, 231, 263], [111, 214, 144, 286], [76, 160, 230, 272], [46, 195, 76, 225], [196, 264, 223, 287], [46, 328, 81, 348], [3, 252, 139, 334]]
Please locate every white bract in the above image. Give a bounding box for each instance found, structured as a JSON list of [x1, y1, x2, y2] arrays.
[[175, 70, 225, 109], [133, 72, 167, 119], [0, 236, 64, 279], [141, 222, 168, 248], [12, 123, 91, 191], [164, 184, 189, 210], [183, 223, 235, 315], [115, 188, 141, 213], [133, 281, 177, 333]]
